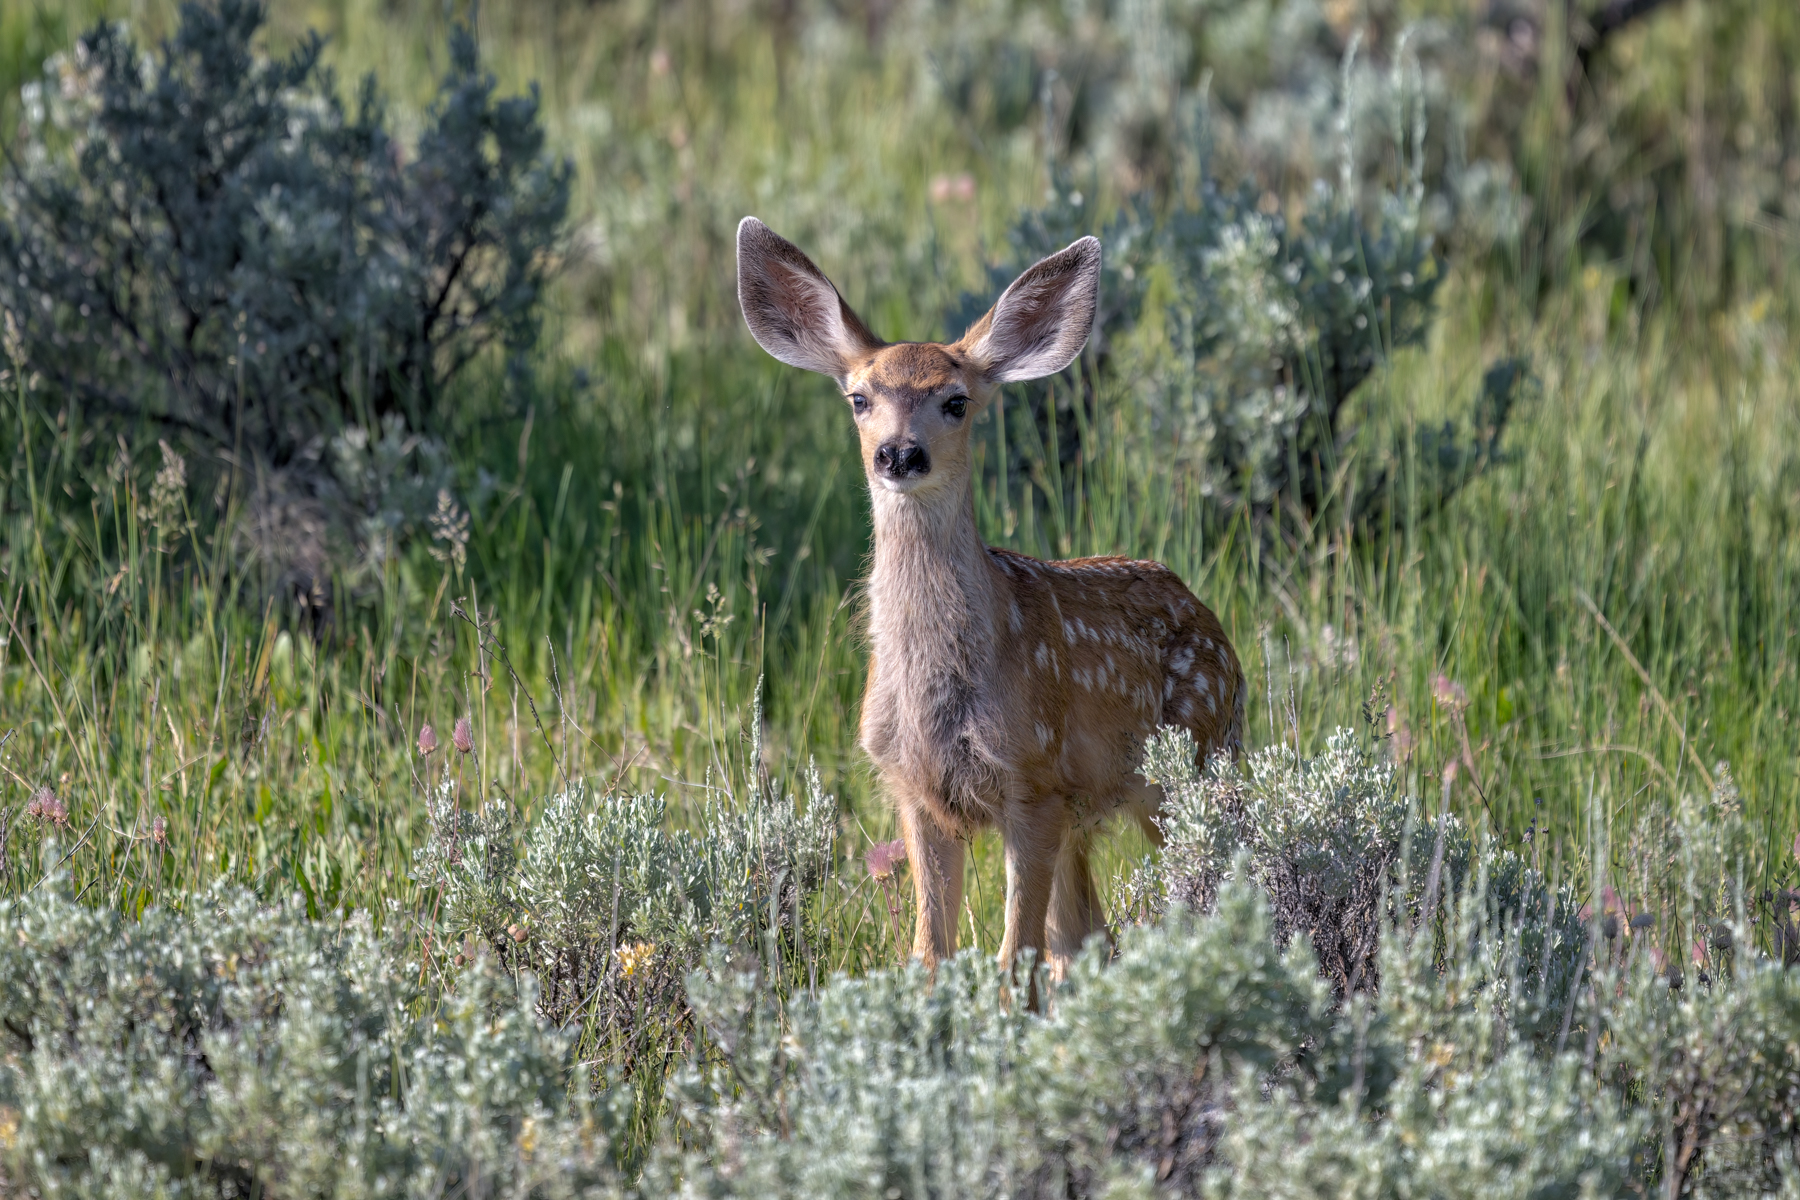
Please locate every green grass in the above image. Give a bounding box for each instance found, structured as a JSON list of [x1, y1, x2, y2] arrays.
[[2, 260, 1793, 953], [0, 0, 1797, 1140]]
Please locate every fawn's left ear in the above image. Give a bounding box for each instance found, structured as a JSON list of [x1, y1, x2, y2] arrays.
[[955, 237, 1101, 384], [737, 216, 884, 383]]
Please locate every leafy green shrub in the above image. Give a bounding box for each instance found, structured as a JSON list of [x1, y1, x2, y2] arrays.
[[0, 872, 628, 1198], [0, 0, 568, 553]]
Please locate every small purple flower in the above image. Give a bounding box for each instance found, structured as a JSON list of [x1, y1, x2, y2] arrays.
[[150, 815, 168, 846], [452, 716, 474, 755], [417, 723, 439, 756], [865, 838, 907, 880]]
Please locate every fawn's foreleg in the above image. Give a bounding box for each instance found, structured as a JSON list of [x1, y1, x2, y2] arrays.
[[899, 801, 965, 968]]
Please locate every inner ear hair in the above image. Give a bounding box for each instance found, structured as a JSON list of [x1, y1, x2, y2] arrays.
[[957, 236, 1101, 385], [737, 216, 883, 382]]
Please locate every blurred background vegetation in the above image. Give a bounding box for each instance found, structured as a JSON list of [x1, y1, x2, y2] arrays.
[[0, 0, 1794, 1062]]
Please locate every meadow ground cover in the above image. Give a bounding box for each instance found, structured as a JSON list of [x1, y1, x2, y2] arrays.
[[0, 0, 1798, 1194]]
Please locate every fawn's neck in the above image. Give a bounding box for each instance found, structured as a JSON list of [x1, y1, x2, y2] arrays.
[[866, 482, 1000, 681]]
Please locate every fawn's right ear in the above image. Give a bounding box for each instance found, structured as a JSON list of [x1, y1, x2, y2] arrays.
[[737, 217, 883, 383]]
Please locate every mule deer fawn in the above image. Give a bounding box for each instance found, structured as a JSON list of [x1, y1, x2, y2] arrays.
[[736, 216, 1244, 978]]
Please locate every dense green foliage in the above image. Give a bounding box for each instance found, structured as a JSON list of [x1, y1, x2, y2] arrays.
[[0, 0, 1796, 1193]]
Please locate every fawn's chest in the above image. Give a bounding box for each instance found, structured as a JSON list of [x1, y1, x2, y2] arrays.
[[857, 543, 1011, 816]]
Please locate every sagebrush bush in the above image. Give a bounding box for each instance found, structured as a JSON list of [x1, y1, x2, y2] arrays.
[[0, 870, 629, 1198], [654, 865, 1646, 1198], [651, 876, 1330, 1197], [1139, 725, 1425, 994], [0, 0, 568, 576], [7, 734, 1800, 1198], [648, 735, 1800, 1198], [414, 698, 836, 1071], [963, 121, 1519, 533]]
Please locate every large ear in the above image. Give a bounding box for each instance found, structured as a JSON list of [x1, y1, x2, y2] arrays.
[[737, 216, 883, 382], [955, 237, 1101, 384]]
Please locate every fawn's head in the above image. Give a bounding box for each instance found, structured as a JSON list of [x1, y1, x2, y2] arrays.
[[737, 217, 1100, 502]]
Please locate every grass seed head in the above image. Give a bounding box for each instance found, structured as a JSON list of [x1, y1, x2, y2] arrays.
[[418, 723, 438, 756]]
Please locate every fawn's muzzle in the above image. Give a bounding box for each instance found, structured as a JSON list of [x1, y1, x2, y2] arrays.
[[874, 442, 931, 479]]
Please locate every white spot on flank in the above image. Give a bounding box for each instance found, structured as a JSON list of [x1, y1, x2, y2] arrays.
[[1036, 643, 1051, 669], [1009, 601, 1023, 633], [1178, 697, 1194, 721], [1164, 676, 1177, 700], [1035, 723, 1053, 749], [1063, 620, 1077, 645], [1169, 647, 1193, 675], [1195, 673, 1211, 696], [1206, 692, 1217, 714], [1075, 668, 1092, 690]]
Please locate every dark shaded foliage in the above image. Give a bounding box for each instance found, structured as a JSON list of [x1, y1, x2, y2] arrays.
[[0, 0, 569, 469]]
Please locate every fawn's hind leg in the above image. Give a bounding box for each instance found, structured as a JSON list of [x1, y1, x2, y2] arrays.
[[1046, 830, 1109, 977]]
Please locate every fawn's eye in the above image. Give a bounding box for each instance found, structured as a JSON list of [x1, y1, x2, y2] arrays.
[[942, 396, 967, 420], [849, 394, 870, 416]]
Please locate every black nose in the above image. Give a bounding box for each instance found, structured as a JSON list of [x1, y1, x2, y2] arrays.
[[874, 442, 930, 478]]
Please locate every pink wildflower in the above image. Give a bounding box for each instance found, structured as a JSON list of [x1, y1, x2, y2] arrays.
[[865, 838, 907, 880], [26, 786, 67, 827]]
